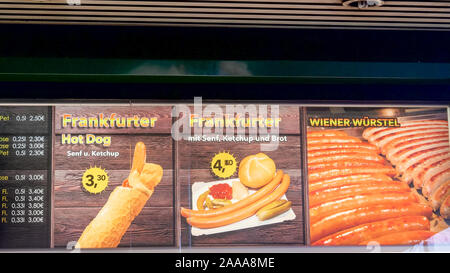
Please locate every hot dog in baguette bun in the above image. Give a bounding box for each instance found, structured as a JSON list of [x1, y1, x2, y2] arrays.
[[77, 142, 163, 248], [238, 153, 276, 188]]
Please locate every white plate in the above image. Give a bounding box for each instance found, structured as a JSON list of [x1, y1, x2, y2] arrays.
[[190, 178, 296, 236]]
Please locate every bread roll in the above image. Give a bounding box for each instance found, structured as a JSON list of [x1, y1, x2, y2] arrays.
[[239, 153, 276, 188]]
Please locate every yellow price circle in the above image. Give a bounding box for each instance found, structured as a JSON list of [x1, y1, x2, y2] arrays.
[[82, 166, 109, 194], [210, 152, 237, 179]]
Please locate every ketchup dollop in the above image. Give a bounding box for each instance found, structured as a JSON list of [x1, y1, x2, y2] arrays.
[[209, 183, 233, 200]]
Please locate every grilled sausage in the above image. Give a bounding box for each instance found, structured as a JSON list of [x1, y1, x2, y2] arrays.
[[382, 132, 449, 155], [422, 168, 450, 197], [307, 142, 378, 152], [310, 192, 417, 224], [309, 181, 410, 207], [307, 130, 348, 137], [308, 174, 393, 193], [375, 128, 449, 149], [308, 166, 397, 183], [310, 203, 433, 243], [307, 153, 385, 165], [389, 141, 449, 166], [308, 160, 386, 172], [386, 137, 449, 162], [413, 157, 450, 189], [440, 195, 450, 219], [403, 152, 450, 185], [396, 146, 449, 173], [362, 120, 448, 140], [430, 181, 450, 211], [360, 230, 435, 245], [308, 148, 380, 158], [368, 125, 448, 145], [307, 136, 362, 145], [313, 216, 430, 246]]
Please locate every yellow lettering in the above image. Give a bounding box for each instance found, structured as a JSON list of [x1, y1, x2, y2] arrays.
[[150, 117, 157, 127], [61, 134, 71, 144], [309, 118, 321, 127], [62, 114, 72, 127], [140, 117, 149, 127]]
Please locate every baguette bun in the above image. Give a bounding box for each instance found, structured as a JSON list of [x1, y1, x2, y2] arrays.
[[238, 153, 276, 188]]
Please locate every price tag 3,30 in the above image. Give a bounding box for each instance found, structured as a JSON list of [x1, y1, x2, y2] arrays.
[[81, 166, 109, 194]]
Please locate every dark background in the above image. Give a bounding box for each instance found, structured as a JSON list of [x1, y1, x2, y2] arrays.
[[0, 82, 449, 101], [0, 24, 449, 101], [2, 24, 450, 62]]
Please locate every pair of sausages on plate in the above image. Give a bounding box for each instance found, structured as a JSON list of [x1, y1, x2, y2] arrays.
[[181, 171, 290, 229], [181, 153, 292, 229]]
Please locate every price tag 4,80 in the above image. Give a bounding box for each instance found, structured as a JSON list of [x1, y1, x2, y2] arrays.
[[210, 151, 237, 179]]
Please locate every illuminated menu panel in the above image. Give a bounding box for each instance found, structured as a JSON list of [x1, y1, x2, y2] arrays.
[[0, 103, 446, 250], [0, 107, 52, 248]]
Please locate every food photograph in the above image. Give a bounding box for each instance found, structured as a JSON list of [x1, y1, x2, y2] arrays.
[[178, 104, 305, 246], [53, 105, 175, 248], [306, 107, 449, 246]]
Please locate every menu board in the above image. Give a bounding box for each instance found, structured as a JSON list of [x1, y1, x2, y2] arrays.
[[0, 103, 448, 250], [0, 107, 52, 248]]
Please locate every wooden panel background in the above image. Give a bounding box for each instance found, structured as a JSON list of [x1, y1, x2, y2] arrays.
[[1, 0, 450, 30], [178, 105, 305, 246], [53, 104, 306, 248], [55, 105, 173, 134], [174, 105, 300, 136], [53, 106, 175, 248]]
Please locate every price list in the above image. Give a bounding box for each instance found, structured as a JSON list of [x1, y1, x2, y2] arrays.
[[0, 106, 51, 248]]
